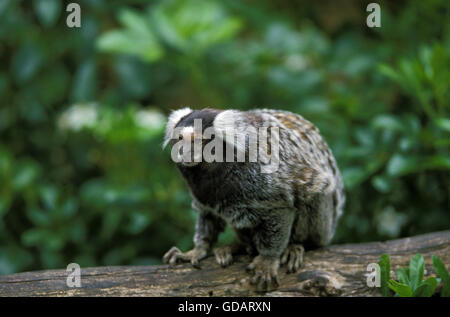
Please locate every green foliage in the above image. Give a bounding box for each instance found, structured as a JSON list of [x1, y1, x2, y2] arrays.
[[0, 0, 449, 274], [379, 253, 449, 297], [378, 254, 391, 297], [432, 255, 450, 297], [97, 9, 164, 63]]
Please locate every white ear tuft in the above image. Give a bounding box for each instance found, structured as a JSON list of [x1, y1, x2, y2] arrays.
[[213, 110, 239, 135], [213, 110, 249, 154], [163, 107, 193, 149]]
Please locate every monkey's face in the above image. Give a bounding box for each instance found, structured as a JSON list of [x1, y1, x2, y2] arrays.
[[172, 126, 203, 167], [163, 108, 223, 168]]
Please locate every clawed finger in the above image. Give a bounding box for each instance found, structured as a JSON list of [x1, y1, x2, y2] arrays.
[[251, 272, 279, 291], [287, 254, 302, 273], [215, 251, 232, 267], [282, 245, 304, 274], [163, 246, 181, 264]]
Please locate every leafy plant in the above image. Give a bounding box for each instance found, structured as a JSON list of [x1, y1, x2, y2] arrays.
[[378, 253, 450, 297], [378, 254, 391, 297], [432, 255, 450, 297]]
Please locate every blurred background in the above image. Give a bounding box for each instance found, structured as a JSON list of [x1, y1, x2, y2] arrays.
[[0, 0, 449, 275]]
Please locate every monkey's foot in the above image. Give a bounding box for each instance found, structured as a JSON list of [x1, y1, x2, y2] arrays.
[[214, 243, 248, 267], [163, 246, 207, 268], [246, 255, 280, 291], [214, 246, 234, 267], [281, 244, 304, 273]]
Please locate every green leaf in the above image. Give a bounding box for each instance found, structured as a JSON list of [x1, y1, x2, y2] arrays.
[[151, 0, 242, 54], [378, 64, 401, 83], [435, 118, 450, 132], [386, 154, 420, 177], [422, 276, 439, 296], [71, 60, 97, 103], [378, 254, 391, 296], [40, 185, 59, 211], [97, 9, 164, 63], [60, 198, 78, 219], [12, 160, 40, 191], [26, 208, 51, 227], [409, 254, 425, 292], [412, 283, 431, 297], [371, 175, 391, 193], [342, 167, 370, 189], [97, 30, 164, 63], [21, 228, 46, 247], [12, 43, 43, 84], [33, 0, 61, 27], [422, 155, 450, 171], [118, 9, 153, 35], [388, 279, 412, 297], [432, 255, 450, 297], [397, 267, 410, 286], [372, 114, 404, 132]]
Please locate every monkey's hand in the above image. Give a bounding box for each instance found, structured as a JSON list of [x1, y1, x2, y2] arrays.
[[246, 255, 280, 291], [163, 246, 208, 268]]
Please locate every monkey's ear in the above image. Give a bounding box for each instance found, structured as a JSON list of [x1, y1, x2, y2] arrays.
[[213, 110, 239, 131], [213, 110, 251, 153], [213, 110, 239, 145], [163, 107, 193, 149]]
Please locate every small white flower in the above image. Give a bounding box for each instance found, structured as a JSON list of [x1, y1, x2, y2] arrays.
[[58, 103, 98, 131], [376, 206, 407, 238], [284, 54, 308, 72], [135, 109, 165, 130]]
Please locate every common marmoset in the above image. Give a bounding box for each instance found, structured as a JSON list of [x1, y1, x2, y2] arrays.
[[162, 108, 345, 291]]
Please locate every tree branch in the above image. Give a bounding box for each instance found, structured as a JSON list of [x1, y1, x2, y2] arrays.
[[1, 230, 449, 296]]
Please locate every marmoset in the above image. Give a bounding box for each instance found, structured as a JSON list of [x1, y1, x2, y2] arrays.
[[162, 108, 345, 291]]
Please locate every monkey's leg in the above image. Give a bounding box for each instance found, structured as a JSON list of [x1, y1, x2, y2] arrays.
[[307, 193, 335, 247], [214, 228, 255, 267], [281, 208, 307, 273], [163, 211, 225, 268], [247, 210, 295, 291], [280, 244, 305, 273]]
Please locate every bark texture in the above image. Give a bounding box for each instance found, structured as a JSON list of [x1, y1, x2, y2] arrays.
[[0, 230, 449, 297]]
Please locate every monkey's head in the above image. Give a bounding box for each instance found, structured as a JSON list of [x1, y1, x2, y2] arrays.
[[163, 107, 279, 174], [163, 107, 231, 168]]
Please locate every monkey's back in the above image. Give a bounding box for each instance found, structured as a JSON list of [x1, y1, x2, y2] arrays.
[[251, 109, 345, 233]]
